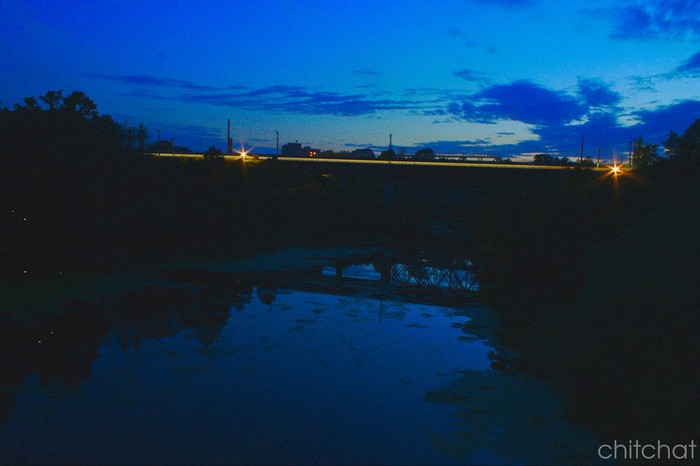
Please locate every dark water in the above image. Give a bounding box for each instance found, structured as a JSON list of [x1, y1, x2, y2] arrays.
[[0, 247, 600, 464]]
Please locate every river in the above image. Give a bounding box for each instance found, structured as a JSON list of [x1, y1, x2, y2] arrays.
[[0, 245, 602, 464]]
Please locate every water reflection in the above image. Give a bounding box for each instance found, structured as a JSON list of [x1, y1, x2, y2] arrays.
[[0, 249, 598, 464], [321, 257, 477, 291]]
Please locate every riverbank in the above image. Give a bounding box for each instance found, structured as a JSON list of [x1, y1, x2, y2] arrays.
[[467, 159, 700, 445]]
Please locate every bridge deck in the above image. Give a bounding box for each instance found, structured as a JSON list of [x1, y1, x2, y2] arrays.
[[148, 153, 617, 172]]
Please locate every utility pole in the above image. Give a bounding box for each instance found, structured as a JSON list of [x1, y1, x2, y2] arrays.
[[597, 147, 600, 167], [227, 119, 233, 155], [275, 130, 279, 159], [579, 136, 584, 163], [389, 133, 393, 151]]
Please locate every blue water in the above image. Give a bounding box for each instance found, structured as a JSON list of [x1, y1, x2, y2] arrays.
[[0, 251, 600, 464]]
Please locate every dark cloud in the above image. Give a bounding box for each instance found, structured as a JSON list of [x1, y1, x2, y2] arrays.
[[633, 99, 700, 140], [453, 80, 586, 126], [629, 75, 657, 92], [92, 73, 220, 91], [102, 73, 699, 158], [525, 100, 700, 157], [453, 69, 490, 83], [676, 51, 700, 74], [577, 79, 622, 108], [128, 85, 432, 117], [408, 139, 495, 154], [605, 1, 700, 40], [352, 70, 380, 76], [443, 75, 700, 158]]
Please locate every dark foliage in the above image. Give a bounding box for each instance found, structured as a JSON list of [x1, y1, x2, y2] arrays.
[[469, 119, 700, 443], [414, 147, 436, 161], [0, 91, 413, 281]]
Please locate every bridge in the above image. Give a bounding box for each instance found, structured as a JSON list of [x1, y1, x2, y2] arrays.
[[293, 258, 479, 304], [149, 152, 620, 173]]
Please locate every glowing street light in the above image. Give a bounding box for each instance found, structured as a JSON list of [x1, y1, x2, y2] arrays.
[[608, 162, 628, 177], [236, 142, 249, 159], [236, 141, 256, 160]]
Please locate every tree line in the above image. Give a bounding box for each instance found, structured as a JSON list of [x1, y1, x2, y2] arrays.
[[468, 116, 700, 444], [0, 90, 422, 280]]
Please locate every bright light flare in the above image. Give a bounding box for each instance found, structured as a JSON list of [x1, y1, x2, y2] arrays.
[[603, 162, 625, 178], [236, 142, 254, 159]]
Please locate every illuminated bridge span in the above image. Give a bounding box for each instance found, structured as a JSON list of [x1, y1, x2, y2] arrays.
[[149, 152, 617, 172], [435, 153, 502, 162]]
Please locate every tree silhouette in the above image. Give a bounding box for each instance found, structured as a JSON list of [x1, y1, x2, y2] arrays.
[[39, 90, 64, 110], [678, 118, 700, 161], [203, 145, 222, 158], [533, 153, 554, 164], [379, 148, 396, 160], [632, 136, 658, 168], [62, 91, 98, 118], [663, 130, 681, 159], [136, 124, 148, 152], [414, 147, 435, 161]]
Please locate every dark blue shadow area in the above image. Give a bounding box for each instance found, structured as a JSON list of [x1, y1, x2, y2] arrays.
[[0, 248, 599, 465]]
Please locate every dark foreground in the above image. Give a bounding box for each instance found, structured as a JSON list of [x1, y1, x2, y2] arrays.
[[1, 246, 602, 465]]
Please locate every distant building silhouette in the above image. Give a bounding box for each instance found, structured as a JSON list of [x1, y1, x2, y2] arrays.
[[281, 142, 302, 157], [350, 148, 375, 159], [281, 142, 321, 157]]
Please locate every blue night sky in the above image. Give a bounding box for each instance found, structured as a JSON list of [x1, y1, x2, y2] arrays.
[[1, 0, 699, 160]]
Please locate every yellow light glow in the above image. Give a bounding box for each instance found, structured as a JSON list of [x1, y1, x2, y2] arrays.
[[605, 162, 624, 177], [236, 142, 254, 159]]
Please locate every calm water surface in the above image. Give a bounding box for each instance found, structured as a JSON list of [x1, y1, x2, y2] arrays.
[[0, 247, 600, 464]]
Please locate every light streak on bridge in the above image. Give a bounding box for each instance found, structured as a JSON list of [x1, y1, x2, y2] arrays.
[[149, 153, 622, 173]]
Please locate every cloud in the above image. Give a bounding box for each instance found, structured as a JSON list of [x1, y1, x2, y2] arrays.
[[577, 79, 622, 108], [443, 76, 700, 158], [452, 80, 586, 126], [524, 100, 700, 158], [352, 70, 380, 76], [128, 85, 435, 117], [629, 75, 657, 92], [675, 51, 700, 74], [633, 99, 700, 140], [103, 72, 450, 117], [604, 1, 700, 40], [414, 139, 492, 152], [453, 69, 490, 84], [92, 73, 221, 91]]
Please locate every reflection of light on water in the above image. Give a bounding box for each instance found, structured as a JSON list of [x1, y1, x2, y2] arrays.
[[321, 264, 381, 280], [321, 262, 479, 290], [0, 248, 598, 465], [392, 263, 478, 290]]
